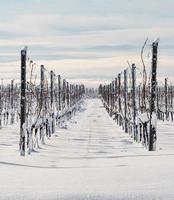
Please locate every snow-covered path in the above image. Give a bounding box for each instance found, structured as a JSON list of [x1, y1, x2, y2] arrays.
[[0, 98, 174, 200]]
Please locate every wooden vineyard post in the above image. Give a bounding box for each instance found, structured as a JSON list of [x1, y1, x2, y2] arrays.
[[156, 83, 159, 119], [149, 41, 158, 151], [50, 70, 55, 134], [170, 85, 173, 121], [74, 85, 76, 104], [66, 82, 70, 119], [69, 84, 72, 107], [40, 65, 44, 108], [72, 85, 75, 106], [165, 78, 168, 120], [58, 75, 61, 111], [171, 86, 173, 108], [79, 85, 81, 100], [20, 49, 27, 156], [10, 79, 14, 124], [132, 64, 137, 140], [66, 82, 70, 107], [76, 85, 79, 102], [107, 84, 109, 112], [124, 69, 128, 133], [62, 79, 67, 114], [0, 85, 2, 128], [112, 81, 115, 116], [107, 85, 109, 112], [70, 84, 73, 117], [118, 73, 121, 126], [74, 85, 76, 105], [57, 75, 62, 127], [114, 77, 118, 122], [103, 86, 106, 107], [98, 84, 102, 96], [109, 83, 112, 116], [40, 65, 45, 143]]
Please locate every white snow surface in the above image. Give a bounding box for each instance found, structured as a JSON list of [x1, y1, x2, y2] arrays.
[[0, 98, 174, 200]]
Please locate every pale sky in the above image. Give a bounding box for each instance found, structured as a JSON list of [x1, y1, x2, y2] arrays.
[[0, 0, 174, 87]]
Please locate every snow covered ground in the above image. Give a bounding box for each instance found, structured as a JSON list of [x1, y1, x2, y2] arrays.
[[0, 98, 174, 200]]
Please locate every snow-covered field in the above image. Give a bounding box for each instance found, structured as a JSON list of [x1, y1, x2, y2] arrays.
[[0, 98, 174, 200]]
